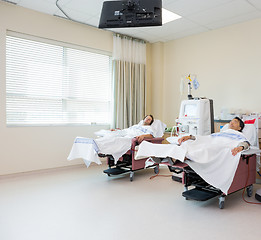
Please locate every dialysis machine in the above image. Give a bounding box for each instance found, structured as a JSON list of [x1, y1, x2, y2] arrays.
[[177, 98, 214, 136], [169, 98, 214, 182]]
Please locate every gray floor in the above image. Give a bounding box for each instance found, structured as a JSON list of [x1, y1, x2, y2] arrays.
[[0, 164, 260, 240]]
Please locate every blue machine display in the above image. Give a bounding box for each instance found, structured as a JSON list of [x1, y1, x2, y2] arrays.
[[177, 98, 214, 136]]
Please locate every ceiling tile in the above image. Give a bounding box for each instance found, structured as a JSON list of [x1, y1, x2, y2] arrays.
[[206, 10, 261, 29], [162, 0, 179, 7], [63, 0, 104, 16], [165, 0, 235, 16], [164, 26, 208, 41], [84, 14, 101, 28], [17, 0, 57, 15], [188, 0, 257, 25], [247, 0, 261, 10]]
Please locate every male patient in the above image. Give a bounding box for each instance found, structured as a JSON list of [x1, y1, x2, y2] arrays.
[[136, 117, 250, 164], [178, 117, 250, 156], [135, 117, 252, 195]]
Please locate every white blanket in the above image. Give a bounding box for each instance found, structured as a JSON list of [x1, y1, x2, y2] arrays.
[[136, 129, 250, 194], [95, 124, 155, 138], [67, 124, 156, 167], [67, 137, 102, 167]]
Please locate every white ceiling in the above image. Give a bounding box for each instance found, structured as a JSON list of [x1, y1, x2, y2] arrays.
[[3, 0, 261, 43]]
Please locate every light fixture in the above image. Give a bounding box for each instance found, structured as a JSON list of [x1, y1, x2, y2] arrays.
[[162, 8, 181, 24]]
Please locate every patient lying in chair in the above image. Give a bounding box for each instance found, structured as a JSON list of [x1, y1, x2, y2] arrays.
[[138, 117, 249, 163], [136, 117, 252, 194], [68, 115, 166, 167], [178, 117, 250, 156], [102, 115, 155, 143]]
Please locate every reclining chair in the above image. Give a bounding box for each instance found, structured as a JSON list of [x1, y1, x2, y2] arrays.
[[102, 137, 164, 181], [168, 153, 257, 209], [167, 117, 260, 209]]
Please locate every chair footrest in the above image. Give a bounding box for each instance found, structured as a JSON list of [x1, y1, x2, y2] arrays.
[[103, 167, 130, 175], [182, 188, 219, 201], [172, 175, 182, 182]]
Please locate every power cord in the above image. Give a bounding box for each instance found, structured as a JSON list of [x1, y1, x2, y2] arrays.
[[149, 166, 172, 180]]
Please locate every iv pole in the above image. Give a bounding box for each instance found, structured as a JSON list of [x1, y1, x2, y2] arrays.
[[187, 75, 193, 100]]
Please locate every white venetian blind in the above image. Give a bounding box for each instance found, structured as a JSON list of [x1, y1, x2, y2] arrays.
[[6, 35, 112, 126]]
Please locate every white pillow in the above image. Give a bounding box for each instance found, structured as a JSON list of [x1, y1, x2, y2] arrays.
[[151, 119, 167, 138], [138, 120, 143, 125], [138, 119, 166, 137], [243, 124, 257, 147], [221, 123, 257, 147]]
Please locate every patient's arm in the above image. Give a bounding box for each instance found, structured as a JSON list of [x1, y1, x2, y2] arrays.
[[178, 135, 196, 145], [231, 141, 250, 156], [136, 134, 153, 143], [231, 146, 244, 156]]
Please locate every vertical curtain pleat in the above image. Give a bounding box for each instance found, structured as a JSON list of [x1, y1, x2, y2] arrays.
[[113, 34, 146, 129]]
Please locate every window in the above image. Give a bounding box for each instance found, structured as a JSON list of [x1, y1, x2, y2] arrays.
[[6, 34, 112, 126]]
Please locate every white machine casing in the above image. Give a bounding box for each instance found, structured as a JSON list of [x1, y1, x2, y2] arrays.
[[178, 99, 214, 136]]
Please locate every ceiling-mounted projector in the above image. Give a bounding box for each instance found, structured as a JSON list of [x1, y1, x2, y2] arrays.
[[99, 0, 162, 28]]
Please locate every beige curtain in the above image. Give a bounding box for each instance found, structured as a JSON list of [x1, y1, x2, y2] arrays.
[[113, 34, 146, 129]]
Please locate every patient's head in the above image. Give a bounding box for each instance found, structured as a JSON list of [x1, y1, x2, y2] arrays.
[[229, 117, 244, 132], [143, 115, 154, 125]]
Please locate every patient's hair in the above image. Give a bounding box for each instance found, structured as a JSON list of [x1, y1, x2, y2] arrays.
[[144, 114, 154, 125], [234, 117, 245, 132]]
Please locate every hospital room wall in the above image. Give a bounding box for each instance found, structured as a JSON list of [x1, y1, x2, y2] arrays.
[[145, 42, 165, 118], [149, 18, 261, 127], [0, 2, 113, 175]]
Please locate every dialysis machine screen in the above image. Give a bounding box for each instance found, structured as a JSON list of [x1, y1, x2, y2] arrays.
[[184, 104, 197, 117]]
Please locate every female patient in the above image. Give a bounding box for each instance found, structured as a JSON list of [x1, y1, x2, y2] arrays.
[[136, 115, 155, 142], [178, 117, 250, 156], [111, 115, 155, 143]]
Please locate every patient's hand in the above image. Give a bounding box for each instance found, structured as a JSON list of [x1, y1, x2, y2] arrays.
[[136, 134, 153, 143], [231, 146, 243, 156], [178, 136, 191, 145], [136, 135, 145, 143]]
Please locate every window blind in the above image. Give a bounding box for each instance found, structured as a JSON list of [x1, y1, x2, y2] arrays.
[[6, 35, 112, 126]]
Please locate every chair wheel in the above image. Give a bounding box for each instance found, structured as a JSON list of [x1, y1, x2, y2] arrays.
[[247, 185, 253, 197], [219, 201, 225, 209], [130, 172, 134, 181], [219, 196, 225, 209]]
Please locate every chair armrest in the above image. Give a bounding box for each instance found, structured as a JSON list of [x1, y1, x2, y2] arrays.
[[145, 137, 164, 144], [131, 137, 164, 147]]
